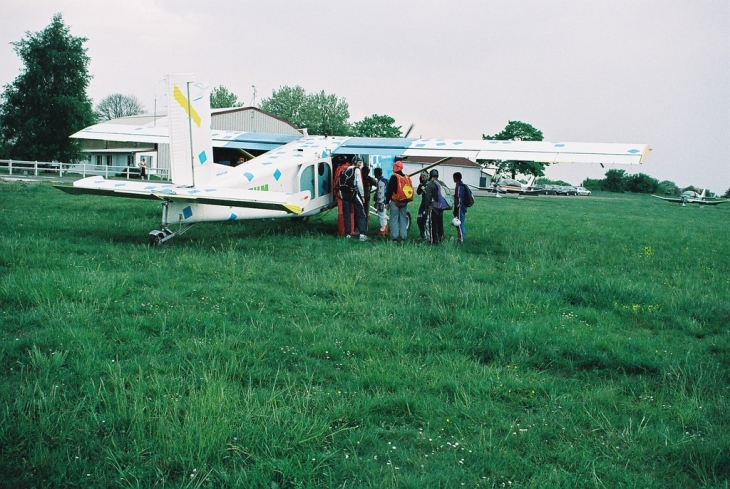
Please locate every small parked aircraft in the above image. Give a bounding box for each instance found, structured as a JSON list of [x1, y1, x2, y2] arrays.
[[56, 74, 651, 244], [651, 189, 728, 206]]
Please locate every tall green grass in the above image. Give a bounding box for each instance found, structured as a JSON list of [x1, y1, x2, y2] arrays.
[[1, 181, 728, 488]]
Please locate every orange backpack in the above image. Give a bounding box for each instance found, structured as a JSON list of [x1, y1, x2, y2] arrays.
[[392, 174, 414, 203]]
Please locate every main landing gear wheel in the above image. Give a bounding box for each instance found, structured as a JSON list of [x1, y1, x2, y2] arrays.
[[149, 231, 166, 246]]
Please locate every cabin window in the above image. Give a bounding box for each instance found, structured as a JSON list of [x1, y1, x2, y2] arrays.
[[299, 165, 315, 200]]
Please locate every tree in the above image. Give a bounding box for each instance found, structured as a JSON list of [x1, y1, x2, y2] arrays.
[[600, 169, 626, 192], [260, 86, 351, 136], [624, 172, 659, 194], [723, 188, 730, 198], [581, 178, 603, 191], [351, 114, 402, 138], [0, 14, 95, 162], [210, 85, 243, 109], [482, 120, 546, 179], [95, 94, 144, 121], [657, 180, 680, 196]]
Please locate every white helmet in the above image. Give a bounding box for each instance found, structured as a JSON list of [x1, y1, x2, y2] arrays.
[[451, 217, 461, 227]]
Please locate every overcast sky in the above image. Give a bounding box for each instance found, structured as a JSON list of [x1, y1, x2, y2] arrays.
[[1, 1, 728, 192]]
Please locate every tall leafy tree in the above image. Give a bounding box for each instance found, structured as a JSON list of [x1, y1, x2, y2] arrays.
[[351, 114, 402, 138], [95, 94, 144, 121], [260, 86, 350, 136], [210, 85, 243, 109], [600, 169, 627, 192], [624, 172, 659, 194], [0, 14, 95, 162], [483, 120, 546, 179]]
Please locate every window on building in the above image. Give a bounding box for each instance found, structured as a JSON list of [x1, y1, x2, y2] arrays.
[[106, 155, 113, 166], [95, 155, 103, 166]]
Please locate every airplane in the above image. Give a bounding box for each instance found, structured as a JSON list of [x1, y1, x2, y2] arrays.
[[651, 189, 728, 207], [55, 74, 652, 245]]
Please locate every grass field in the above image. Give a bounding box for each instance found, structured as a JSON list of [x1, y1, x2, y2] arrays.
[[1, 181, 728, 488]]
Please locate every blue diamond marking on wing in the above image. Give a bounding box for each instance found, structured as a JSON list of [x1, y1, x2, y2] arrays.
[[452, 141, 463, 145], [436, 142, 446, 146], [415, 143, 426, 147], [321, 151, 327, 158], [114, 183, 125, 187], [228, 213, 237, 221], [188, 189, 200, 194], [489, 141, 498, 144], [144, 186, 157, 190], [204, 188, 216, 192], [244, 172, 254, 181], [261, 162, 272, 165], [274, 169, 282, 181], [294, 154, 303, 157], [554, 143, 565, 147], [182, 206, 193, 219], [628, 149, 640, 154], [502, 141, 512, 144], [198, 151, 208, 164]]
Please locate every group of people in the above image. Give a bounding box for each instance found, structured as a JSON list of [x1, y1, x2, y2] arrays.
[[333, 156, 469, 244]]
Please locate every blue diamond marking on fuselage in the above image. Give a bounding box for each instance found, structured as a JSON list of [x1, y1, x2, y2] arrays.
[[244, 172, 254, 181], [182, 206, 193, 219], [628, 149, 640, 154], [228, 213, 237, 221], [321, 151, 327, 158], [198, 151, 208, 165], [261, 162, 272, 165], [554, 143, 565, 147], [274, 169, 282, 181]]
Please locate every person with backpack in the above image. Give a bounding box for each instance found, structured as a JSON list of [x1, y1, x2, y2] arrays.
[[453, 171, 474, 244], [424, 169, 446, 244], [338, 157, 369, 241], [415, 171, 429, 240], [333, 157, 355, 237], [374, 167, 389, 237], [385, 158, 413, 242]]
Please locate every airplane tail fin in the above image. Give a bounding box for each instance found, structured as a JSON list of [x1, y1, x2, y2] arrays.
[[166, 74, 216, 187], [700, 188, 707, 198]]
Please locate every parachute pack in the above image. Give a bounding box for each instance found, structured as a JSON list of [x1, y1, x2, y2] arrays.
[[392, 174, 414, 203], [430, 180, 453, 210], [461, 183, 474, 207], [337, 165, 357, 192]]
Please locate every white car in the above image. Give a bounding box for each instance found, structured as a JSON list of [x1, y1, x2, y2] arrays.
[[575, 186, 591, 196]]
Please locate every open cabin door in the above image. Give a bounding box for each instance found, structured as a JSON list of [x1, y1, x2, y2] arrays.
[[297, 159, 333, 210]]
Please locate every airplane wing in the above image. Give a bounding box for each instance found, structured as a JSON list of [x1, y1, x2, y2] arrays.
[[55, 177, 307, 214], [651, 195, 684, 203], [333, 137, 650, 164]]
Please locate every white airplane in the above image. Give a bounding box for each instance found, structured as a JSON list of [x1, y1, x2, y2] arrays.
[[56, 74, 651, 244], [652, 188, 728, 207]]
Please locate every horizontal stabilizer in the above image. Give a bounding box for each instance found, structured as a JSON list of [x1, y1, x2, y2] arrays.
[[152, 188, 309, 214], [55, 176, 308, 214]]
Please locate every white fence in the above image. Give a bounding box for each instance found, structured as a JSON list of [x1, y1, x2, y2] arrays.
[[0, 159, 169, 181]]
